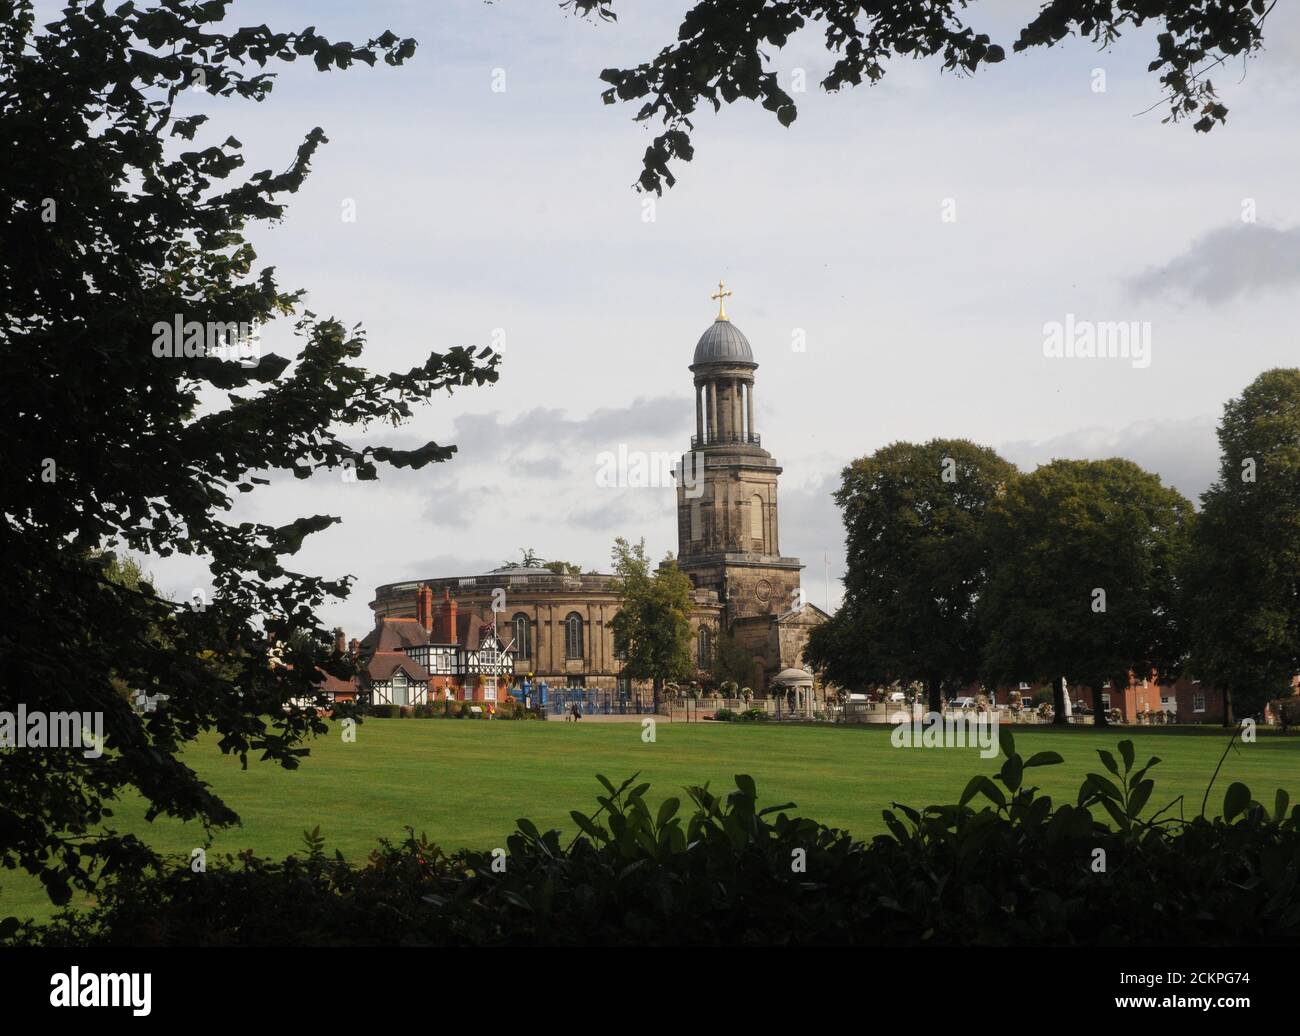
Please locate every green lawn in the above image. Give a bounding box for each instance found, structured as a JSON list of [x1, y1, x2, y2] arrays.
[[5, 719, 1299, 923]]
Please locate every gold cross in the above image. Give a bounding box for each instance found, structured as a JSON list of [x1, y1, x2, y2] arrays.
[[710, 279, 733, 321]]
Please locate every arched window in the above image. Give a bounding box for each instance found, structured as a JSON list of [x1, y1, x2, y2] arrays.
[[512, 614, 531, 659], [698, 626, 712, 669], [564, 612, 584, 659], [750, 493, 764, 541]]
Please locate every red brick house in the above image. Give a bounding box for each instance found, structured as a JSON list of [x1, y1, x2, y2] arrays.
[[325, 585, 515, 708], [989, 674, 1227, 723], [1070, 675, 1225, 724]]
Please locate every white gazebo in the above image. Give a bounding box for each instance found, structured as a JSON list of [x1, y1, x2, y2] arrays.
[[772, 668, 816, 717]]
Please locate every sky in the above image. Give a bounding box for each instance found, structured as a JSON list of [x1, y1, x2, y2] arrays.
[[71, 0, 1300, 637]]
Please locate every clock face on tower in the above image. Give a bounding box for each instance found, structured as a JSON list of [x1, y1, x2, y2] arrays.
[[755, 579, 773, 603]]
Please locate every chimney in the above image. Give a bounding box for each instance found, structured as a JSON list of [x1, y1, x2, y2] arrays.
[[348, 637, 360, 656], [334, 627, 346, 655], [416, 584, 433, 634], [441, 588, 458, 644]]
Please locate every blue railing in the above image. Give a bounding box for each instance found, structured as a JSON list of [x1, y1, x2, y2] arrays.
[[540, 688, 656, 717]]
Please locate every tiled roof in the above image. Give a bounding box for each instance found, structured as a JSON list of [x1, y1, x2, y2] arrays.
[[360, 617, 430, 655], [314, 669, 358, 694], [366, 650, 432, 683]]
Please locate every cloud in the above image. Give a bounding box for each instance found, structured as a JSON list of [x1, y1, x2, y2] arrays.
[[402, 552, 504, 579], [565, 488, 675, 533], [999, 415, 1220, 503], [420, 481, 502, 529], [453, 396, 688, 453], [1127, 224, 1300, 304]]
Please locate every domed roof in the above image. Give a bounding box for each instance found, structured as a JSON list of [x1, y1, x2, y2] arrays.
[[693, 319, 754, 366]]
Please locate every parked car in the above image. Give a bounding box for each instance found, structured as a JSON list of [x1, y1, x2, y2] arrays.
[[886, 691, 906, 703], [948, 696, 976, 710]]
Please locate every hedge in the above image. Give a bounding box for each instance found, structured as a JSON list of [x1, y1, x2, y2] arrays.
[[6, 732, 1298, 946]]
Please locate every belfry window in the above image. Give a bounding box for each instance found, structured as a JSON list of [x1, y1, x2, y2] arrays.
[[511, 614, 531, 659], [564, 613, 584, 659]]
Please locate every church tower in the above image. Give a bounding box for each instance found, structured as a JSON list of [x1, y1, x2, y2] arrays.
[[676, 283, 803, 627]]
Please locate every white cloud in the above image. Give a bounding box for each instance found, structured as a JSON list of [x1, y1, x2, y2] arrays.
[[999, 416, 1220, 504], [1127, 224, 1300, 304]]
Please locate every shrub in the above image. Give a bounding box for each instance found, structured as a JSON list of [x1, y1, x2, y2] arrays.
[[367, 704, 399, 719], [9, 733, 1299, 947], [712, 708, 736, 722], [739, 707, 767, 722], [443, 700, 462, 719]]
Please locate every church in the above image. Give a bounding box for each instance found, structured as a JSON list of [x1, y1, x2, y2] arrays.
[[356, 286, 830, 707]]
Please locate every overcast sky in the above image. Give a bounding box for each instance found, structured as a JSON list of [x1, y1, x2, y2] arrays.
[[91, 0, 1300, 637]]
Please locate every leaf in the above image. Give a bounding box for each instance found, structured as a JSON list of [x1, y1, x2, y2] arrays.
[[1023, 750, 1063, 768], [882, 809, 911, 843], [501, 890, 533, 911], [569, 811, 605, 842], [999, 753, 1023, 793], [656, 797, 681, 828], [1223, 782, 1251, 822], [1083, 773, 1121, 801], [1097, 749, 1120, 776], [891, 802, 921, 824], [734, 774, 757, 799], [1117, 740, 1135, 771], [959, 775, 985, 807], [1275, 789, 1290, 823], [973, 776, 1006, 808], [515, 817, 541, 841], [1129, 778, 1154, 818], [997, 725, 1015, 759], [1096, 795, 1128, 829], [1129, 757, 1162, 788]]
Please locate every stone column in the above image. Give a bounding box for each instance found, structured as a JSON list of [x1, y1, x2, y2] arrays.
[[731, 379, 741, 442], [746, 381, 755, 441], [708, 381, 718, 443], [695, 384, 703, 443]]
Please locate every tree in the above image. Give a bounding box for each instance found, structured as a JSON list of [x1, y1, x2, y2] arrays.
[[609, 538, 694, 707], [543, 560, 583, 576], [805, 439, 1016, 712], [979, 460, 1193, 726], [572, 0, 1278, 192], [504, 548, 545, 568], [1183, 369, 1300, 724], [0, 1, 497, 905]]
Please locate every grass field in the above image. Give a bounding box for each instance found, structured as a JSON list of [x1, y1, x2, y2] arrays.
[[5, 719, 1299, 923]]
